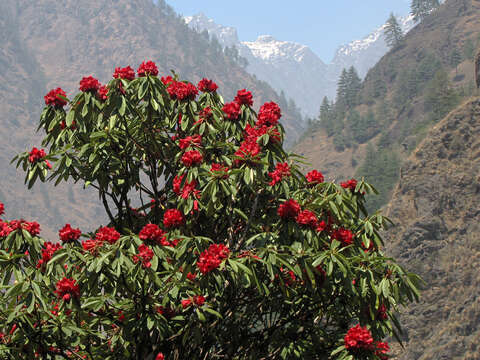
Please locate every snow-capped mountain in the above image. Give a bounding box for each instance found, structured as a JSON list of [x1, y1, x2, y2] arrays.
[[185, 13, 415, 117], [331, 15, 415, 80]]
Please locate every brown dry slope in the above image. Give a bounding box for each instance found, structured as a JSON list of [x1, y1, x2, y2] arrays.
[[385, 98, 480, 359]]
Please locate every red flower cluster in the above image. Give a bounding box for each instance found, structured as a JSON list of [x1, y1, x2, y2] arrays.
[[79, 76, 100, 92], [59, 224, 81, 243], [257, 101, 281, 126], [377, 303, 388, 320], [97, 85, 109, 101], [197, 243, 230, 274], [331, 228, 354, 246], [113, 66, 135, 81], [28, 147, 47, 163], [341, 178, 358, 192], [182, 295, 206, 309], [268, 162, 291, 186], [161, 76, 173, 85], [222, 101, 241, 120], [54, 277, 80, 302], [95, 226, 121, 244], [37, 242, 62, 270], [375, 342, 390, 360], [163, 209, 185, 229], [210, 163, 229, 179], [173, 174, 200, 200], [296, 210, 318, 229], [0, 202, 4, 217], [137, 60, 159, 77], [277, 199, 301, 219], [81, 239, 101, 254], [198, 78, 218, 93], [181, 150, 203, 167], [245, 124, 281, 144], [44, 88, 67, 108], [1, 219, 41, 236], [344, 324, 374, 351], [155, 353, 165, 360], [167, 81, 198, 101], [234, 138, 261, 166], [306, 170, 324, 185], [178, 135, 202, 150], [139, 224, 166, 245], [133, 244, 154, 268], [234, 89, 253, 106], [197, 106, 213, 124]]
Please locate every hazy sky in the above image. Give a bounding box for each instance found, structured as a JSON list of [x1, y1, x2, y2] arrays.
[[166, 1, 411, 63]]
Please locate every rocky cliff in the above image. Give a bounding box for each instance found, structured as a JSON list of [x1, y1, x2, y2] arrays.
[[385, 97, 480, 359]]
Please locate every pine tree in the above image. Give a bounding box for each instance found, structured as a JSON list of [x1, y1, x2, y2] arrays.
[[449, 48, 462, 75], [384, 13, 404, 48], [336, 68, 349, 109], [411, 0, 440, 23], [346, 66, 362, 108]]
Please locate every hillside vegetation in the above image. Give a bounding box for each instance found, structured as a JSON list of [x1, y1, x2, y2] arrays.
[[0, 0, 303, 237], [295, 0, 478, 210]]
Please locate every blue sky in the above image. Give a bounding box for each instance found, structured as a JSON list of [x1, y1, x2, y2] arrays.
[[166, 1, 411, 63]]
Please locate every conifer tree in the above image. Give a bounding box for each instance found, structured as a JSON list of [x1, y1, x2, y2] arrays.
[[411, 0, 440, 23], [336, 68, 349, 108], [384, 13, 404, 48], [346, 66, 362, 108], [449, 48, 462, 75]]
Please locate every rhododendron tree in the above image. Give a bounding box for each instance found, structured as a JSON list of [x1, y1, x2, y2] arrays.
[[1, 63, 420, 359]]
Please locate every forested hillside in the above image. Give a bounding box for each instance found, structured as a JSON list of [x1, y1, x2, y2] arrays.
[[295, 0, 477, 210], [0, 0, 303, 237]]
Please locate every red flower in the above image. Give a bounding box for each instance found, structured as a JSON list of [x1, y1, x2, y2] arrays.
[[268, 162, 291, 186], [167, 81, 198, 101], [344, 324, 375, 352], [44, 88, 67, 108], [113, 66, 135, 80], [234, 138, 261, 166], [181, 299, 192, 309], [210, 163, 229, 179], [187, 272, 197, 281], [296, 210, 318, 229], [82, 239, 101, 254], [234, 89, 253, 106], [377, 303, 388, 320], [306, 170, 324, 185], [97, 85, 109, 101], [181, 150, 203, 167], [139, 224, 167, 245], [0, 202, 3, 217], [133, 244, 154, 268], [257, 101, 281, 126], [95, 226, 120, 244], [79, 76, 100, 92], [198, 78, 218, 93], [54, 277, 80, 302], [316, 220, 327, 233], [193, 295, 205, 306], [161, 76, 173, 85], [277, 199, 301, 220], [197, 243, 230, 274], [28, 147, 47, 163], [375, 341, 390, 360], [341, 178, 358, 192], [196, 106, 213, 124], [36, 242, 62, 270], [59, 224, 81, 243], [331, 228, 354, 246], [173, 175, 200, 200], [222, 101, 241, 120], [245, 124, 281, 144], [178, 135, 202, 150], [163, 209, 185, 229], [137, 60, 159, 77], [155, 353, 165, 360]]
